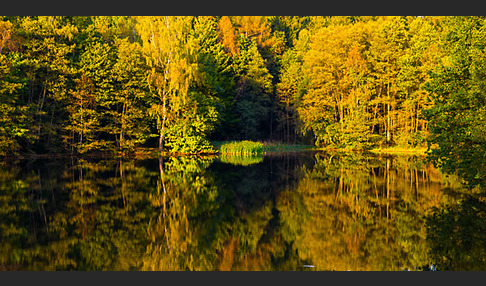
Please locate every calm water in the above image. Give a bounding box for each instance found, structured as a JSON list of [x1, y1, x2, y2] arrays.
[[1, 151, 485, 271]]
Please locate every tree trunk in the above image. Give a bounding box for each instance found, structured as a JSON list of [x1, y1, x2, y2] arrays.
[[158, 155, 168, 237], [387, 103, 391, 143], [340, 103, 344, 134], [269, 100, 273, 140], [159, 85, 167, 153], [159, 133, 164, 153], [286, 99, 290, 144]]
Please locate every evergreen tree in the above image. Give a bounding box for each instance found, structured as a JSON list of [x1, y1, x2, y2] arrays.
[[233, 36, 273, 140]]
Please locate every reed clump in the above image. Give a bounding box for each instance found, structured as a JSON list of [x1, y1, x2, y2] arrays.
[[218, 140, 265, 155]]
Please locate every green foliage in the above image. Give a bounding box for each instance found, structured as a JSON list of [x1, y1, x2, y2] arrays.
[[424, 16, 486, 190], [291, 17, 442, 150], [426, 193, 486, 270], [217, 140, 264, 155], [164, 105, 217, 154], [0, 51, 33, 156], [232, 36, 273, 140], [5, 17, 78, 153], [190, 17, 236, 141], [110, 38, 152, 151], [275, 40, 308, 144], [0, 16, 485, 162]]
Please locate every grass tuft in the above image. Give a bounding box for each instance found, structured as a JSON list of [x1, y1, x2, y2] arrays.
[[216, 140, 265, 155], [213, 140, 314, 156]]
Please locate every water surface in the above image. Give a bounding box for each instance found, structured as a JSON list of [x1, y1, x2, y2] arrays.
[[1, 151, 484, 270]]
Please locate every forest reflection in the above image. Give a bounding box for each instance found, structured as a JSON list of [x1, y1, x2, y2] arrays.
[[0, 152, 483, 271]]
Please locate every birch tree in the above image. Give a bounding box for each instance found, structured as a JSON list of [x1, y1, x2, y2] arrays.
[[136, 16, 195, 153]]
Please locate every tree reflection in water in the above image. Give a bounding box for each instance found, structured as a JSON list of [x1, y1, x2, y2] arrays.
[[0, 152, 484, 270], [426, 190, 486, 271]]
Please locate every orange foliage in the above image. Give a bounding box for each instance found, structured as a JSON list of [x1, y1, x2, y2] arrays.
[[218, 16, 239, 56]]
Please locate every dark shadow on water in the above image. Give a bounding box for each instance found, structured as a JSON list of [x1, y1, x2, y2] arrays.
[[425, 190, 486, 271]]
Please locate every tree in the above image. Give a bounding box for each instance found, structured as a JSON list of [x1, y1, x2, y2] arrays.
[[64, 72, 100, 153], [367, 16, 409, 146], [275, 27, 310, 144], [136, 16, 220, 154], [195, 17, 236, 141], [136, 16, 194, 153], [218, 16, 239, 56], [395, 16, 442, 148], [110, 38, 151, 152], [11, 16, 78, 153], [65, 37, 116, 153], [299, 21, 373, 149], [424, 16, 486, 190], [0, 19, 33, 156], [232, 36, 273, 140]]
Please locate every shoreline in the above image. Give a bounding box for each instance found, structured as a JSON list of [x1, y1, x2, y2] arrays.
[[317, 147, 428, 155], [1, 143, 429, 160]]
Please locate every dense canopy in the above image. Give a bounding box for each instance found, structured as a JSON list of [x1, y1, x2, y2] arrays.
[[0, 16, 485, 182]]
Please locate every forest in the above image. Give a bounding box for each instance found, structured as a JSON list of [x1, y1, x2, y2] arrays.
[[1, 16, 486, 271], [0, 17, 485, 165]]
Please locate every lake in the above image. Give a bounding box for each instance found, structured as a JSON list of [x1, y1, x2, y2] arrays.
[[1, 151, 485, 271]]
